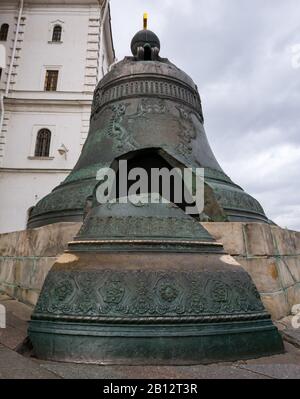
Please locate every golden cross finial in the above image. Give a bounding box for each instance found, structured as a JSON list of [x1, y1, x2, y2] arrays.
[[143, 13, 148, 29]]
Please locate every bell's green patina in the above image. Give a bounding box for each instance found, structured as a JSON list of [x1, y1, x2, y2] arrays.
[[28, 25, 283, 364]]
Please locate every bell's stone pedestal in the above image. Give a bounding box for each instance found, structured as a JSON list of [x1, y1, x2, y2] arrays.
[[0, 221, 299, 320], [0, 223, 80, 306]]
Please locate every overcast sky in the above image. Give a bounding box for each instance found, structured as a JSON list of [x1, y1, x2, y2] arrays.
[[110, 0, 300, 231]]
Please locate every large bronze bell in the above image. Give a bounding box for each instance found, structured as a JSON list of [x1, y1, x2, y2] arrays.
[[28, 22, 283, 364]]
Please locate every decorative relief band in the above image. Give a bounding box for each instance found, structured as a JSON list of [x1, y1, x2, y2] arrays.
[[76, 216, 213, 242], [33, 269, 266, 321], [91, 78, 203, 120]]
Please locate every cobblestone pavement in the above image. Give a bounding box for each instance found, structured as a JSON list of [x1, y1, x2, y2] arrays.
[[1, 294, 300, 379]]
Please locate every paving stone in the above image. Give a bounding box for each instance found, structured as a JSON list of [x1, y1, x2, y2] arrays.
[[244, 342, 300, 364], [39, 362, 128, 380], [173, 365, 269, 379], [38, 362, 267, 380], [238, 364, 300, 379], [0, 322, 27, 351], [0, 299, 33, 350], [0, 345, 59, 379]]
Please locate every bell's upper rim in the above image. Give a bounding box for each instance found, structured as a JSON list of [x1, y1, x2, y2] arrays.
[[98, 56, 198, 92]]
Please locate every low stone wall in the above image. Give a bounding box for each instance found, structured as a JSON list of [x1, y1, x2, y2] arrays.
[[203, 223, 300, 320], [0, 223, 81, 306], [0, 221, 299, 320]]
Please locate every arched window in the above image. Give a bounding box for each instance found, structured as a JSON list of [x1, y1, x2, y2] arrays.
[[52, 25, 62, 42], [0, 24, 9, 41], [34, 129, 51, 157]]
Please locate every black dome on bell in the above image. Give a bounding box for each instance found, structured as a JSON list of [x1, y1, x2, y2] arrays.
[[131, 29, 161, 56]]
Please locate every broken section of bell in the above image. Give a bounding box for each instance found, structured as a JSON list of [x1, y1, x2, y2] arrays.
[[29, 195, 283, 364]]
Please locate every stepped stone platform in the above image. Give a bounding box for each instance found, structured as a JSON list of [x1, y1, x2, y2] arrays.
[[0, 222, 299, 320]]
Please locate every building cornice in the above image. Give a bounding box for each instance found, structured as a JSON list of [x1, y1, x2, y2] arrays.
[[0, 167, 72, 173], [4, 93, 93, 106], [25, 0, 104, 4], [0, 1, 104, 14], [0, 1, 104, 6], [3, 98, 93, 114]]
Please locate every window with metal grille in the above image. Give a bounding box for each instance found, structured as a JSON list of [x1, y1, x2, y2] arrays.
[[0, 24, 9, 41], [44, 70, 58, 91], [52, 25, 62, 42], [34, 129, 51, 157]]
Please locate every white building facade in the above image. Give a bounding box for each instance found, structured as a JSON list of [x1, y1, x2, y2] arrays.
[[0, 0, 115, 233]]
